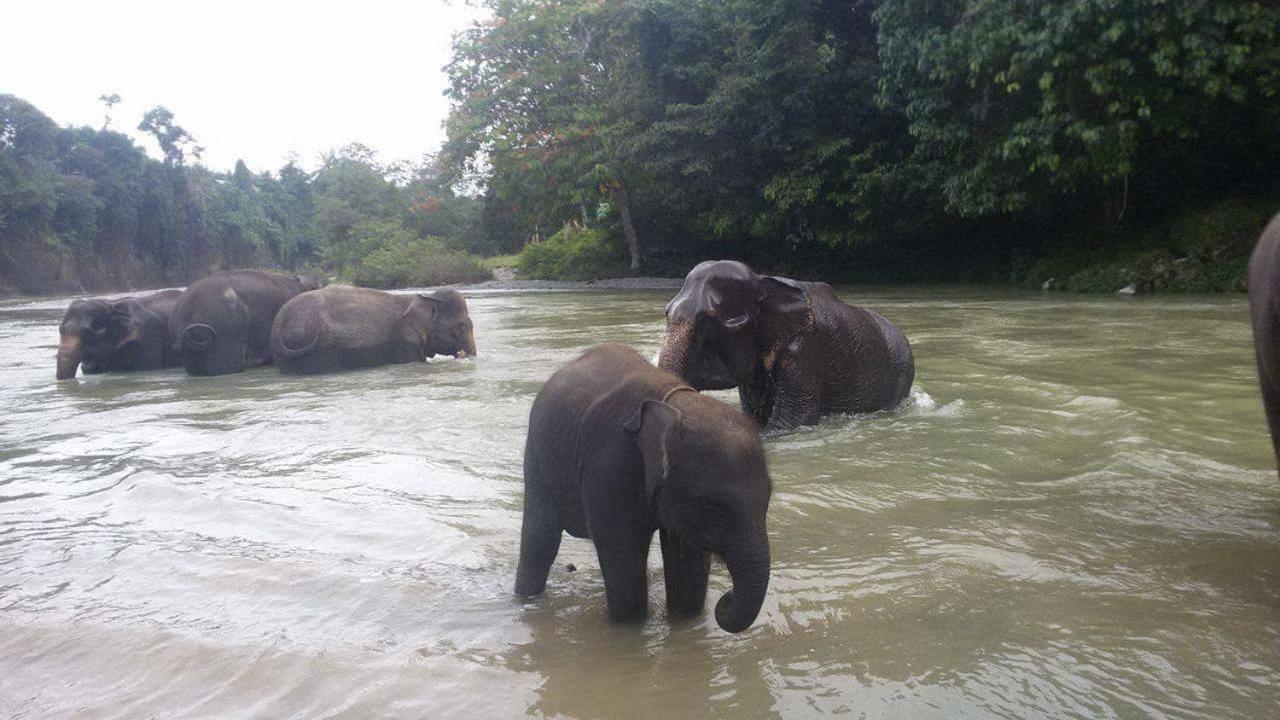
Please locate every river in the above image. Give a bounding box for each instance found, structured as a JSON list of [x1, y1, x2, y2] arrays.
[[1, 287, 1277, 718]]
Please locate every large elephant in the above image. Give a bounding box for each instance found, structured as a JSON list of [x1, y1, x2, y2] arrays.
[[517, 343, 774, 633], [55, 289, 183, 380], [169, 270, 322, 376], [270, 286, 477, 375], [1249, 213, 1280, 476], [658, 260, 914, 432]]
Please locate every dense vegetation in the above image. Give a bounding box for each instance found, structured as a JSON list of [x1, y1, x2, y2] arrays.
[[3, 1, 1278, 294], [0, 96, 488, 294], [445, 0, 1280, 287]]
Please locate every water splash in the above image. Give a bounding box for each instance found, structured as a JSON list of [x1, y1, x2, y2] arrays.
[[901, 387, 966, 417]]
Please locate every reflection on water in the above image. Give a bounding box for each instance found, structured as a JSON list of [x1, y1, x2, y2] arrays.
[[1, 288, 1277, 718]]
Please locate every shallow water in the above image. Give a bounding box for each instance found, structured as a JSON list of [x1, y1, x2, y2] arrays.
[[1, 287, 1277, 719]]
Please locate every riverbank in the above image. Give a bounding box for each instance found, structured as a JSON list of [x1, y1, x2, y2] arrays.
[[1011, 196, 1275, 294], [411, 276, 685, 293]]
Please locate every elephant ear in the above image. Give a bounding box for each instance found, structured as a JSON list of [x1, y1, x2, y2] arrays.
[[295, 274, 324, 290], [759, 275, 813, 342], [403, 294, 441, 349], [622, 399, 682, 504], [109, 301, 142, 349]]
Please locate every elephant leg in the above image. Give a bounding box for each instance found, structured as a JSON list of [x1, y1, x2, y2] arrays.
[[515, 491, 562, 597], [593, 526, 652, 622], [1255, 335, 1280, 475], [660, 528, 710, 617], [765, 351, 824, 432]]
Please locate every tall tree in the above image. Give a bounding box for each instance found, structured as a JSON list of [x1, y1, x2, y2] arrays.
[[137, 106, 203, 167], [98, 93, 122, 130], [445, 0, 650, 268]]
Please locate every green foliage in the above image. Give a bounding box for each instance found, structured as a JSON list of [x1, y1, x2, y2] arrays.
[[347, 234, 492, 289], [517, 225, 629, 280], [8, 0, 1280, 293], [444, 0, 647, 268], [311, 145, 409, 269], [482, 253, 520, 269], [874, 0, 1280, 219], [445, 0, 1280, 289], [1019, 195, 1278, 292], [0, 95, 487, 292]]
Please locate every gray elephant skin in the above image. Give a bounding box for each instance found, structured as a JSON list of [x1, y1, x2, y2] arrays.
[[270, 286, 477, 375], [56, 289, 183, 380], [517, 343, 774, 633], [169, 270, 323, 376], [659, 260, 914, 432], [1249, 212, 1280, 476]]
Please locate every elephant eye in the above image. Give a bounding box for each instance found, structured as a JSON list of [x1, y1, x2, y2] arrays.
[[722, 314, 750, 331]]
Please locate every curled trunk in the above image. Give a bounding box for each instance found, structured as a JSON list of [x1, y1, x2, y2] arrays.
[[55, 331, 84, 380], [715, 529, 771, 633]]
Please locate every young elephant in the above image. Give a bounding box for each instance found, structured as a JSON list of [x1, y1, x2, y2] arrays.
[[56, 289, 183, 380], [658, 260, 914, 432], [1249, 212, 1280, 477], [517, 343, 773, 633], [169, 270, 322, 376], [270, 286, 477, 375]]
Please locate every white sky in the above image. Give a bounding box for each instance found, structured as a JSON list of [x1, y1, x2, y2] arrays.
[[1, 0, 485, 173]]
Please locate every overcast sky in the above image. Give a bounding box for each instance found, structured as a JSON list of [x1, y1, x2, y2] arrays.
[[1, 0, 484, 172]]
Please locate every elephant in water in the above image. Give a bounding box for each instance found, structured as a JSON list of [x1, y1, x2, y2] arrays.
[[517, 343, 773, 633], [658, 260, 914, 432], [1249, 212, 1280, 476], [56, 289, 184, 380], [169, 270, 323, 376], [270, 286, 476, 375]]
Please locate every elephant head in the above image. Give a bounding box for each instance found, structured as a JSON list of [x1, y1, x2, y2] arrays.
[[623, 396, 772, 632], [56, 298, 143, 380], [658, 260, 810, 390], [294, 274, 326, 292], [402, 289, 477, 359]]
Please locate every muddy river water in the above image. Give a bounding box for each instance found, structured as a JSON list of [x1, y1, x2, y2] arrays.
[[1, 287, 1277, 718]]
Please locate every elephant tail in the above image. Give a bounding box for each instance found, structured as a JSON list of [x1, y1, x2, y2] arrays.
[[180, 323, 218, 353], [272, 314, 321, 358]]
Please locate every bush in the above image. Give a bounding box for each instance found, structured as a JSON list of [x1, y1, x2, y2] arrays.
[[347, 236, 491, 289], [516, 226, 628, 281], [1017, 195, 1278, 293]]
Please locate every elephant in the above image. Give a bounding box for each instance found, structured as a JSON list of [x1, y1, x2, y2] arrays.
[[270, 286, 477, 375], [516, 342, 774, 633], [169, 270, 323, 376], [55, 289, 184, 380], [1249, 212, 1280, 476], [658, 260, 915, 432]]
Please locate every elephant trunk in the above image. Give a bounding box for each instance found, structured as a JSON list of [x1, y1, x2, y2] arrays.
[[715, 528, 771, 633], [56, 330, 84, 380], [461, 328, 477, 358], [657, 321, 695, 379]]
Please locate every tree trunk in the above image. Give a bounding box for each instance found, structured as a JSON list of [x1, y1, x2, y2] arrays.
[[612, 180, 642, 271]]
